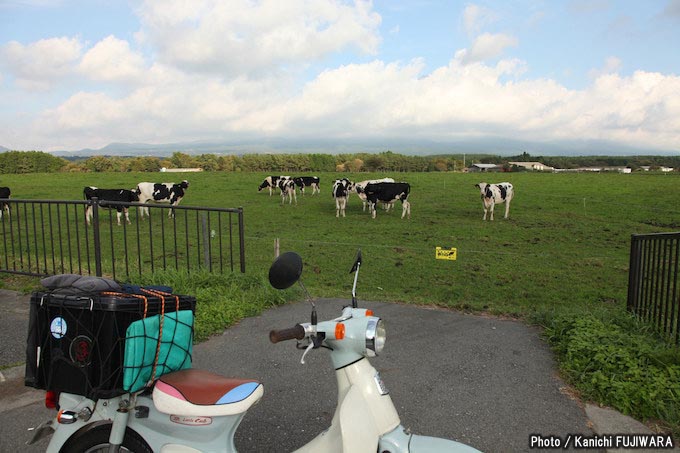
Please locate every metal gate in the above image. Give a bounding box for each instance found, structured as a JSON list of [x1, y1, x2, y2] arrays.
[[0, 198, 245, 281], [627, 232, 680, 345]]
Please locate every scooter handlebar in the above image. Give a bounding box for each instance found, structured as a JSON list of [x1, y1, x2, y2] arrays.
[[269, 324, 306, 343]]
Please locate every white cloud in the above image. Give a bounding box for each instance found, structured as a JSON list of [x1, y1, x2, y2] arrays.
[[588, 56, 622, 79], [23, 55, 680, 152], [462, 3, 498, 36], [2, 2, 679, 153], [456, 33, 518, 65], [78, 36, 146, 83], [134, 0, 382, 76], [0, 37, 82, 91]]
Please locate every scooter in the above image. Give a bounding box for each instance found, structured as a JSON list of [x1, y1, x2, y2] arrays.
[[29, 250, 481, 452]]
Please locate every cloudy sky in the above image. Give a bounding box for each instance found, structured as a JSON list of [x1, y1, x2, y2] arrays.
[[1, 0, 679, 154]]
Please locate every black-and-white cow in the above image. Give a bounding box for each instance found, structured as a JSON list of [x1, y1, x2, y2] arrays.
[[363, 182, 411, 219], [135, 180, 189, 219], [292, 176, 320, 195], [258, 176, 291, 196], [475, 182, 514, 221], [83, 187, 139, 226], [278, 178, 297, 205], [354, 177, 395, 211], [332, 178, 354, 218], [0, 186, 10, 220]]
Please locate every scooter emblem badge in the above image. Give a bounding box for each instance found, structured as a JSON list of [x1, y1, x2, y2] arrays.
[[170, 415, 212, 426]]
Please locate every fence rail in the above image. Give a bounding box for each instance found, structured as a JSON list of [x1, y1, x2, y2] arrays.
[[0, 198, 245, 280], [627, 232, 680, 345]]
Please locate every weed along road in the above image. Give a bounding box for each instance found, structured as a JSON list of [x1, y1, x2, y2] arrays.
[[0, 297, 599, 453]]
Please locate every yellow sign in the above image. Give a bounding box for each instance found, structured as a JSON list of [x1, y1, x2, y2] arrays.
[[435, 247, 457, 260]]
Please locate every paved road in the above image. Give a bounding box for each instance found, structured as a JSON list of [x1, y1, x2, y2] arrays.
[[0, 292, 599, 452]]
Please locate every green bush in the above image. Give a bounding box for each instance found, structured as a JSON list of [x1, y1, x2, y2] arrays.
[[545, 311, 680, 435]]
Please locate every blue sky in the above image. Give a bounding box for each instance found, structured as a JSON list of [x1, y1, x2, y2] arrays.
[[1, 0, 679, 154]]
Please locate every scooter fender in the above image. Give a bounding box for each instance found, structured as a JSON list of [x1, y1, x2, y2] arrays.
[[379, 425, 483, 453], [409, 434, 482, 452]]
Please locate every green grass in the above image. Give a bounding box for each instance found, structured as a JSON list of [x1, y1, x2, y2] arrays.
[[132, 269, 296, 342], [1, 170, 679, 434], [2, 170, 677, 314]]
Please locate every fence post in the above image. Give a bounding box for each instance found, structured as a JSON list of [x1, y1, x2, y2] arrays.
[[627, 234, 640, 312], [201, 213, 210, 270], [238, 207, 246, 273], [91, 197, 103, 277]]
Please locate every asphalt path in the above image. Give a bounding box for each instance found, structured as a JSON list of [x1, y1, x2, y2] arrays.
[[0, 296, 595, 452]]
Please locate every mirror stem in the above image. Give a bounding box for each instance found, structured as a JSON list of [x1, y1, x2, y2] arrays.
[[351, 262, 360, 308], [298, 280, 315, 309]]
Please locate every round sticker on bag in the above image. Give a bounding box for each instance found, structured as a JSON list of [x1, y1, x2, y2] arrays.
[[50, 317, 67, 339], [70, 335, 93, 367]]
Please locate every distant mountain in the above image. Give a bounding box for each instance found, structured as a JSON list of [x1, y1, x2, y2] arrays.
[[0, 145, 9, 152], [22, 137, 680, 157]]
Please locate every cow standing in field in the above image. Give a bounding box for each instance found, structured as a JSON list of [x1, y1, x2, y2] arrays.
[[258, 176, 291, 196], [354, 178, 395, 211], [278, 178, 297, 205], [363, 182, 411, 219], [0, 186, 10, 220], [475, 182, 514, 221], [332, 178, 354, 218], [83, 187, 139, 226], [292, 176, 320, 195], [136, 180, 189, 219]]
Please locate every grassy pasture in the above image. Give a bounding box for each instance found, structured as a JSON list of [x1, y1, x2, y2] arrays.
[[3, 169, 680, 433], [1, 170, 678, 318]]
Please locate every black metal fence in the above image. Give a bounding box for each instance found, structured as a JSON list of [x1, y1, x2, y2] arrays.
[[0, 198, 245, 281], [627, 232, 680, 345]]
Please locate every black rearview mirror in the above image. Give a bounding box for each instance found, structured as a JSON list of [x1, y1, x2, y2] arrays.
[[269, 252, 303, 290]]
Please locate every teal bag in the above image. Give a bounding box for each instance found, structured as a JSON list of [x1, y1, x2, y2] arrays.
[[123, 309, 193, 393]]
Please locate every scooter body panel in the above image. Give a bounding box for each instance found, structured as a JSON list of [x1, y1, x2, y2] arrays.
[[45, 393, 113, 453], [127, 399, 245, 452], [379, 426, 483, 453], [295, 358, 400, 453], [46, 392, 246, 453]]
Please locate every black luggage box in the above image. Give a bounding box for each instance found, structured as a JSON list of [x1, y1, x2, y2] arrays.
[[25, 291, 196, 400]]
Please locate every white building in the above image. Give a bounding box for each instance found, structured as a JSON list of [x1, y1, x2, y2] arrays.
[[507, 161, 555, 172]]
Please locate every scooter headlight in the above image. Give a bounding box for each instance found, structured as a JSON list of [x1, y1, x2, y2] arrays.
[[365, 318, 386, 357]]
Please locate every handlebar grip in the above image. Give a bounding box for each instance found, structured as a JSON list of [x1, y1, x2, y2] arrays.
[[269, 325, 306, 343]]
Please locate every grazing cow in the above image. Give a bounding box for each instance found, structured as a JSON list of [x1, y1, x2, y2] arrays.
[[135, 180, 189, 219], [354, 178, 395, 211], [258, 176, 291, 196], [475, 182, 514, 221], [363, 182, 411, 219], [83, 187, 139, 226], [292, 176, 320, 195], [278, 178, 297, 205], [332, 178, 354, 218], [0, 186, 10, 220]]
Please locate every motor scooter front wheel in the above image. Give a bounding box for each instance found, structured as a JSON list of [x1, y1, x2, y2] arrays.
[[58, 424, 152, 453]]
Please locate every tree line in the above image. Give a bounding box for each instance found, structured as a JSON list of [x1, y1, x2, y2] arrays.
[[0, 150, 678, 174]]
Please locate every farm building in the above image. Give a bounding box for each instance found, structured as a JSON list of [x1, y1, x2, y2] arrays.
[[467, 163, 500, 172], [160, 167, 203, 172], [507, 161, 555, 172], [574, 167, 631, 173]]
